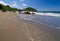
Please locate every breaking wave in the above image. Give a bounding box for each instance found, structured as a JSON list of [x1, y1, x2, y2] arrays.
[[35, 12, 60, 17]]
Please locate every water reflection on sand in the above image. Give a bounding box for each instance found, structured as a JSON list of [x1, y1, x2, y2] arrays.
[[19, 14, 60, 29]]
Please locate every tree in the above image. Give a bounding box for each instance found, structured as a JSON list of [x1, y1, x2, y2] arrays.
[[23, 7, 37, 12], [0, 4, 4, 10]]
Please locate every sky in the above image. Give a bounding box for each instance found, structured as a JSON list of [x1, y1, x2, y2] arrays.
[[0, 0, 60, 11]]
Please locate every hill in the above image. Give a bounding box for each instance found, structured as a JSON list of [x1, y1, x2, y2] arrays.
[[0, 4, 19, 12]]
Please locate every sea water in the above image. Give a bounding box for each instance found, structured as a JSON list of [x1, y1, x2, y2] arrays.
[[19, 12, 60, 29]]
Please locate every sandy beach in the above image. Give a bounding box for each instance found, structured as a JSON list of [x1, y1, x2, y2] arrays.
[[0, 11, 60, 41], [0, 11, 30, 41]]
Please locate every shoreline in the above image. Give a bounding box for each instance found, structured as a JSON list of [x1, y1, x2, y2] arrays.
[[0, 11, 60, 41], [19, 14, 60, 29], [19, 16, 60, 41]]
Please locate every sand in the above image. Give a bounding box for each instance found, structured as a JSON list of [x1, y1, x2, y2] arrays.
[[0, 11, 30, 41], [0, 11, 60, 41]]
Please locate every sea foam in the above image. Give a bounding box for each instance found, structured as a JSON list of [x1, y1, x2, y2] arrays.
[[35, 12, 60, 17]]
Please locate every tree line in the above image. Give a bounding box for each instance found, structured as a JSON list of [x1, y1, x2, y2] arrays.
[[0, 4, 18, 11], [0, 4, 37, 12]]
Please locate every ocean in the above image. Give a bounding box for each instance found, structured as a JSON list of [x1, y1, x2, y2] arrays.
[[19, 12, 60, 29]]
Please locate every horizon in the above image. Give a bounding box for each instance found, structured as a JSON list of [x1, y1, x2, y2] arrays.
[[0, 0, 60, 11]]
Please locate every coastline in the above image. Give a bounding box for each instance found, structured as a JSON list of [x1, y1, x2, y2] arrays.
[[19, 13, 60, 29], [0, 11, 60, 41], [19, 16, 60, 41]]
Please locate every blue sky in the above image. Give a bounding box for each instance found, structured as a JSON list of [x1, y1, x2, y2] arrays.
[[0, 0, 60, 11]]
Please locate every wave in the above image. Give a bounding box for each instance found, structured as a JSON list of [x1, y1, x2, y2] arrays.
[[35, 12, 60, 17], [19, 14, 60, 29]]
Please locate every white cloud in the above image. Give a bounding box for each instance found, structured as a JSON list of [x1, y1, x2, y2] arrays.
[[0, 1, 8, 5], [20, 0, 30, 2], [10, 1, 18, 7], [0, 1, 18, 8], [22, 3, 27, 7], [11, 3, 17, 7], [20, 0, 25, 2]]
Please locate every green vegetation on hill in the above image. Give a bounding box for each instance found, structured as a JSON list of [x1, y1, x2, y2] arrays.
[[23, 7, 37, 12], [0, 4, 18, 11], [0, 4, 4, 10], [0, 4, 37, 14]]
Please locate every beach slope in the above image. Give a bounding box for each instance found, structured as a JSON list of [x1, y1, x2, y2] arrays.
[[0, 11, 60, 41]]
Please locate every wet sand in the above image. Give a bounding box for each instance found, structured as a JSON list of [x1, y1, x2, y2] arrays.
[[0, 11, 60, 41], [19, 17, 60, 41]]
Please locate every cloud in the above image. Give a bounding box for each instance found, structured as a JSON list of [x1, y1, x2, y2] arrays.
[[0, 1, 8, 5], [10, 1, 18, 7], [20, 0, 30, 2], [0, 1, 18, 8], [20, 0, 25, 2], [22, 3, 27, 7], [11, 3, 17, 7]]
